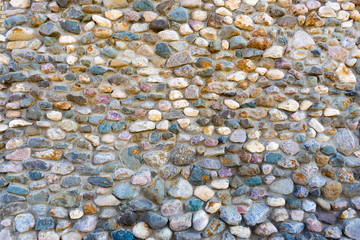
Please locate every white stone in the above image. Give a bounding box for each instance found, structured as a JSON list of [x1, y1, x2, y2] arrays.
[[129, 121, 155, 132], [227, 71, 247, 81], [133, 222, 151, 239], [10, 0, 30, 8], [292, 31, 315, 50], [243, 140, 265, 153], [59, 36, 77, 45], [191, 10, 207, 21], [224, 99, 240, 109], [92, 15, 112, 28], [211, 179, 229, 189], [216, 7, 233, 17], [230, 226, 251, 238], [194, 185, 215, 201], [69, 208, 84, 219], [216, 127, 231, 136], [266, 69, 285, 80], [193, 210, 209, 231], [168, 78, 189, 89], [278, 99, 299, 112], [183, 107, 199, 117], [324, 108, 340, 116], [300, 100, 313, 111], [131, 23, 149, 33], [105, 10, 123, 21], [9, 119, 32, 127], [336, 63, 357, 83], [148, 110, 162, 122], [263, 46, 284, 58], [309, 118, 325, 133], [47, 128, 66, 140], [267, 196, 286, 207], [158, 30, 180, 41]]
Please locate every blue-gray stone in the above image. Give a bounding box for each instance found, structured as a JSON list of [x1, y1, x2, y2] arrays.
[[27, 190, 50, 204], [145, 212, 168, 229], [334, 128, 359, 156], [189, 165, 210, 186], [184, 198, 203, 212], [88, 177, 113, 188], [4, 15, 27, 29], [7, 183, 29, 195], [155, 42, 171, 58], [103, 46, 118, 58], [167, 7, 189, 23], [264, 152, 284, 163], [143, 177, 165, 204], [128, 198, 159, 211], [133, 0, 153, 10], [79, 32, 96, 45], [234, 185, 250, 196], [219, 206, 242, 225], [35, 217, 55, 230], [0, 72, 27, 84], [65, 150, 92, 163], [113, 182, 136, 200], [243, 202, 270, 226], [280, 221, 305, 234], [112, 230, 135, 240], [197, 158, 222, 170], [61, 175, 81, 187], [51, 189, 82, 207], [3, 193, 26, 202], [90, 66, 108, 75], [344, 218, 360, 239], [112, 32, 140, 41], [23, 159, 51, 171], [27, 137, 53, 148], [39, 21, 60, 36], [63, 6, 85, 20], [60, 19, 81, 34], [121, 146, 143, 170], [229, 36, 247, 49], [174, 232, 201, 240]]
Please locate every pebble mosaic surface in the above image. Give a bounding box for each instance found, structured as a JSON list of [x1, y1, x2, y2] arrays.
[[2, 0, 360, 239]]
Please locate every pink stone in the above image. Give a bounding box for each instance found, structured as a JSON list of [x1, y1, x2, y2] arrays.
[[306, 1, 321, 10], [328, 47, 348, 62], [84, 87, 97, 96], [140, 82, 152, 92], [107, 111, 122, 121], [158, 100, 171, 112], [189, 20, 204, 31], [118, 131, 131, 141], [236, 205, 248, 214], [306, 218, 322, 232], [141, 141, 152, 151], [261, 164, 273, 175], [218, 168, 235, 177], [251, 154, 263, 164], [5, 148, 31, 161], [204, 139, 218, 147], [135, 108, 146, 119], [95, 95, 110, 104], [131, 170, 152, 185]]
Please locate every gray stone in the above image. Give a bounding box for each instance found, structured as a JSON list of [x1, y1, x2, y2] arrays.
[[270, 178, 294, 195], [334, 129, 359, 156]]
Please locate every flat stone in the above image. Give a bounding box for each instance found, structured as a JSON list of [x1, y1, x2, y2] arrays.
[[334, 129, 359, 156], [270, 178, 294, 195]]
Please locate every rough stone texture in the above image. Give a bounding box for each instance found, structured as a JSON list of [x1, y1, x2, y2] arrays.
[[1, 0, 360, 239]]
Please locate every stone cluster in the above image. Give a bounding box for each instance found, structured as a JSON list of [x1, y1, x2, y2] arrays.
[[1, 0, 360, 239]]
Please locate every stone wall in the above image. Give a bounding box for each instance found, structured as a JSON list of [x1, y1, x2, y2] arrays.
[[1, 0, 360, 239]]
